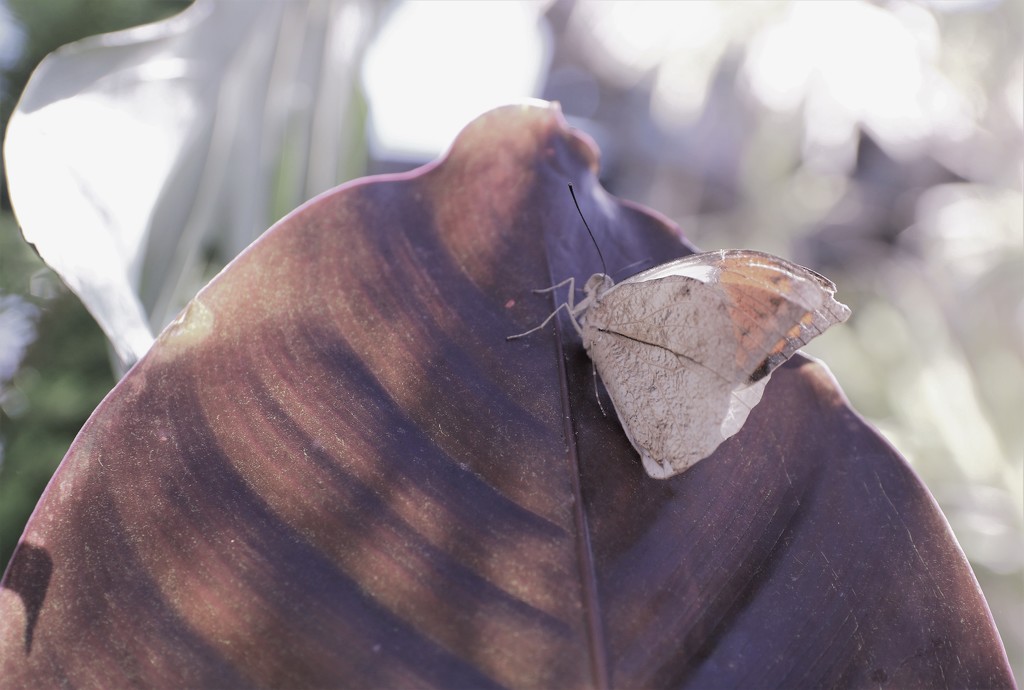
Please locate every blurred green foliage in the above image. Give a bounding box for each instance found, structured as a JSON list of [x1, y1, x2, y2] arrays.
[[0, 215, 115, 567]]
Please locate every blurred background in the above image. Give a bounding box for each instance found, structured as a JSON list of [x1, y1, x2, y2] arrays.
[[0, 0, 1020, 678]]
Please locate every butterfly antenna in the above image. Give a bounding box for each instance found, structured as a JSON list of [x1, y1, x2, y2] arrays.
[[568, 183, 607, 276]]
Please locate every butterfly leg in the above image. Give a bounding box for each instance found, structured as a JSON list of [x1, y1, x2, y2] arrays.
[[591, 359, 607, 417], [530, 276, 576, 296], [506, 300, 577, 340], [507, 277, 585, 340]]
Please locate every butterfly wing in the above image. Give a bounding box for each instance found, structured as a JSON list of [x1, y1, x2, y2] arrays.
[[581, 250, 849, 478], [621, 250, 851, 380], [708, 250, 851, 382]]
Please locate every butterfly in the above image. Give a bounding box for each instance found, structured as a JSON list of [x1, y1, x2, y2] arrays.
[[511, 249, 851, 479]]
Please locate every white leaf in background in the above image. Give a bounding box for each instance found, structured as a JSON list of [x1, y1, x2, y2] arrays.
[[4, 0, 376, 371]]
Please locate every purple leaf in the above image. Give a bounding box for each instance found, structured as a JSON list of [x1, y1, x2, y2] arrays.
[[0, 103, 1013, 689]]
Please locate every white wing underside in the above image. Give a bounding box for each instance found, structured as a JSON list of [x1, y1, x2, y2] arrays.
[[578, 250, 848, 479], [583, 285, 771, 478]]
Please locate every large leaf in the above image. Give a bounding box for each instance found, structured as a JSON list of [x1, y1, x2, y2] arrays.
[[0, 103, 1013, 688]]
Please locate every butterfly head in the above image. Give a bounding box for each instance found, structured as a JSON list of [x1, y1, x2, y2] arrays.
[[584, 273, 615, 303]]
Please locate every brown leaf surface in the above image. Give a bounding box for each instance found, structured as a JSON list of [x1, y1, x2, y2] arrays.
[[0, 102, 1014, 689]]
